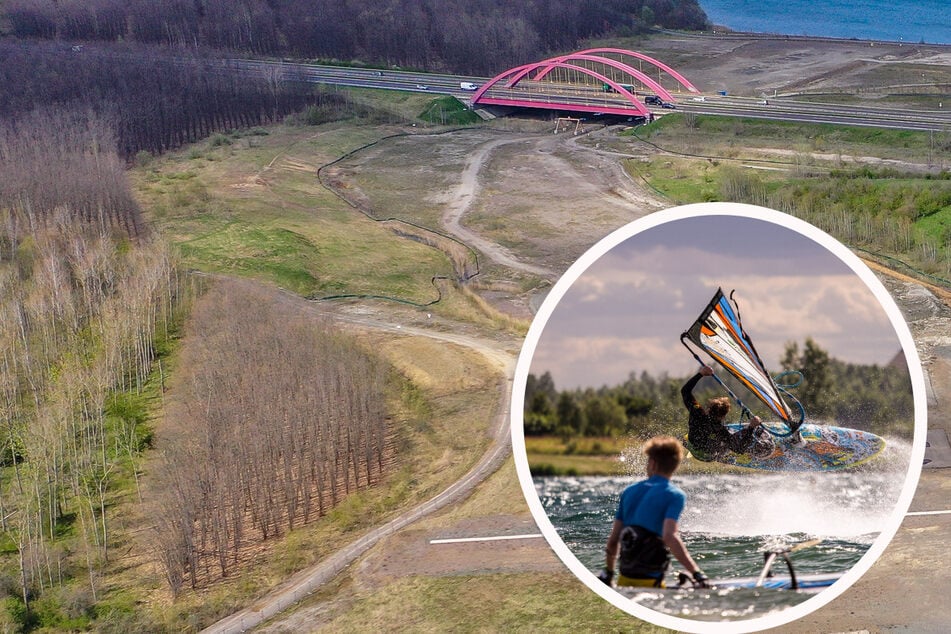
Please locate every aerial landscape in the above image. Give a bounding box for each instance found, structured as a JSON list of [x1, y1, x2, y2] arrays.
[[0, 0, 950, 632]]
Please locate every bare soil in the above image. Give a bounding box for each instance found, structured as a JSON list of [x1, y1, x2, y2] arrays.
[[631, 33, 951, 99]]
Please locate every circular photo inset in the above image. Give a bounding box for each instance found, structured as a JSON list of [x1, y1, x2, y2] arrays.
[[511, 203, 926, 633]]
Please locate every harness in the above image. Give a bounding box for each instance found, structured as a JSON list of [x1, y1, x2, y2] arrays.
[[618, 525, 670, 585]]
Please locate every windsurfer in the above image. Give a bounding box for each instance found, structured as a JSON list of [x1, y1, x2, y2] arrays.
[[683, 365, 766, 458], [598, 436, 708, 589]]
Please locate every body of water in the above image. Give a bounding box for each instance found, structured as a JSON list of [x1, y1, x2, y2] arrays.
[[698, 0, 950, 44], [535, 468, 904, 621]]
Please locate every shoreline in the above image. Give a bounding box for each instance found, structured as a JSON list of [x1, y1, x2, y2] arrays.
[[655, 26, 951, 49]]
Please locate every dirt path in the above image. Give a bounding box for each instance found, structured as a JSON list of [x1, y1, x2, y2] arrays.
[[442, 137, 555, 277]]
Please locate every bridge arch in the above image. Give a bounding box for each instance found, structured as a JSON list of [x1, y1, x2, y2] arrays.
[[471, 61, 652, 117], [470, 48, 697, 116], [508, 53, 676, 103], [573, 48, 700, 94]]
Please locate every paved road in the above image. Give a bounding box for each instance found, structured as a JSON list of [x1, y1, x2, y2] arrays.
[[225, 58, 951, 132]]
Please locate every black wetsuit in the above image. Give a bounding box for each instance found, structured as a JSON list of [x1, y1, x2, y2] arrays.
[[681, 373, 756, 457]]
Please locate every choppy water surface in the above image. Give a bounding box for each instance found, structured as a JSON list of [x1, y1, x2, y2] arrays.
[[699, 0, 950, 44], [534, 445, 909, 621]]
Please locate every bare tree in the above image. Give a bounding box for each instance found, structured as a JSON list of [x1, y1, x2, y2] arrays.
[[150, 279, 391, 591]]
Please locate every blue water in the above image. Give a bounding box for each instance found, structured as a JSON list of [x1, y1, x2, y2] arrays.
[[699, 0, 951, 44], [535, 467, 905, 620]]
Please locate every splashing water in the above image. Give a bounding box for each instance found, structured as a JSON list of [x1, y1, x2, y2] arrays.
[[534, 434, 912, 621]]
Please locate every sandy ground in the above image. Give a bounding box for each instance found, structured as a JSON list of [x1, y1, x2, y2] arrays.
[[252, 33, 951, 633], [632, 33, 951, 99]]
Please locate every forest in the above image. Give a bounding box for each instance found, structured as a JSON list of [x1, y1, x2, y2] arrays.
[[2, 0, 710, 74], [0, 109, 181, 625], [525, 338, 915, 441], [0, 29, 402, 630], [0, 104, 398, 628], [0, 40, 330, 160]]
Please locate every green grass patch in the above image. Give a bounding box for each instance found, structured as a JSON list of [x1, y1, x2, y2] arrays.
[[525, 435, 630, 456], [178, 223, 323, 294], [528, 453, 624, 477], [321, 573, 672, 632], [418, 96, 481, 125], [137, 124, 456, 305], [631, 113, 951, 162]]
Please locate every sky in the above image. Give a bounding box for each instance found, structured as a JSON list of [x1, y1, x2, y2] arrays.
[[528, 214, 906, 391]]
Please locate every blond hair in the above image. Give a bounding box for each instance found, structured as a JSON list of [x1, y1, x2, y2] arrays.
[[643, 435, 684, 475]]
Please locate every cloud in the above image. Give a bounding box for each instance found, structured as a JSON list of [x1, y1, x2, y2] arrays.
[[528, 214, 904, 390]]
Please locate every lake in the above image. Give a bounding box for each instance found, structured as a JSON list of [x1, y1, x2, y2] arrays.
[[534, 444, 909, 621], [698, 0, 951, 44]]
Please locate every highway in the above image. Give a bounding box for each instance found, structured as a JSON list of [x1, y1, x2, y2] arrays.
[[227, 58, 951, 132]]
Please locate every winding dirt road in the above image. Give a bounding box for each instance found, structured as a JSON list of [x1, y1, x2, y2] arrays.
[[442, 137, 555, 277]]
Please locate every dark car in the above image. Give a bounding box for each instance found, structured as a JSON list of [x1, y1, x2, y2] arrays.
[[644, 95, 662, 105], [661, 102, 676, 109]]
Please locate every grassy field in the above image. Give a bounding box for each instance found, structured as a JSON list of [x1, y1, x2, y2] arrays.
[[314, 573, 671, 633], [134, 124, 453, 303], [525, 435, 775, 476], [285, 457, 674, 633], [121, 95, 533, 630], [618, 114, 951, 281]]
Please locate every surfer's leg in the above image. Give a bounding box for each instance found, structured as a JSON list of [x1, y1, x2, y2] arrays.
[[726, 424, 757, 454]]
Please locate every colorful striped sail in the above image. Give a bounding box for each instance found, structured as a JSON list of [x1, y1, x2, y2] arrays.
[[684, 288, 794, 423]]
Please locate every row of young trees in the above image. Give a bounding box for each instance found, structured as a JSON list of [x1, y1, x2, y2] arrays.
[[0, 108, 143, 236], [0, 112, 181, 611], [149, 279, 391, 595], [3, 0, 711, 74], [526, 338, 914, 440], [719, 165, 951, 278], [0, 40, 324, 160]]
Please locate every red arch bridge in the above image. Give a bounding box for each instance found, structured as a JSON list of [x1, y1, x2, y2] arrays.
[[469, 48, 699, 117]]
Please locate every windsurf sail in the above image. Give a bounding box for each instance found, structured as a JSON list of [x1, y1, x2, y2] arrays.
[[681, 288, 804, 432]]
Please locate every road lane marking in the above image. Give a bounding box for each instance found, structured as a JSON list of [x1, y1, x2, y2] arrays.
[[430, 533, 544, 545], [906, 510, 951, 516]]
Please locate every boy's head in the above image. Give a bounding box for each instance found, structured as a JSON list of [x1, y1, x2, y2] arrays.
[[643, 435, 684, 476]]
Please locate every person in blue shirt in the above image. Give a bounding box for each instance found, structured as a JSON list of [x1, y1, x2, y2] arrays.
[[598, 435, 708, 588]]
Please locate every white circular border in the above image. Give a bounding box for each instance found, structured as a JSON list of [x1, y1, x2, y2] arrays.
[[510, 202, 927, 634]]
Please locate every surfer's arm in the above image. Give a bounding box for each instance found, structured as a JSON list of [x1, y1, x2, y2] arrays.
[[681, 372, 704, 408], [604, 519, 622, 572], [662, 518, 703, 577]]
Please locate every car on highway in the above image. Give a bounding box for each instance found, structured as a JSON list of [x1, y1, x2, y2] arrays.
[[644, 95, 663, 105], [661, 102, 676, 109], [416, 84, 429, 90]]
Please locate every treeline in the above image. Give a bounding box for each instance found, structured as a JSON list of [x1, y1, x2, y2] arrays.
[[0, 112, 181, 617], [149, 279, 391, 595], [526, 339, 913, 440], [0, 40, 329, 160], [2, 0, 710, 75], [0, 108, 143, 236]]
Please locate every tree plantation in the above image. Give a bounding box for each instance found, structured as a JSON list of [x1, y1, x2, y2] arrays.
[[150, 279, 391, 596], [0, 112, 180, 620], [2, 0, 710, 75], [0, 107, 396, 629]]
